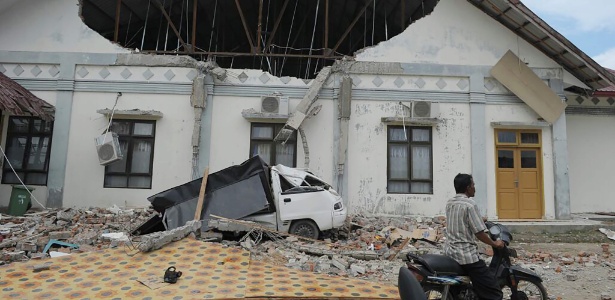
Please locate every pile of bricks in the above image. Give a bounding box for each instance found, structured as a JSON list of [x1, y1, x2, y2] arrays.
[[0, 207, 156, 265]]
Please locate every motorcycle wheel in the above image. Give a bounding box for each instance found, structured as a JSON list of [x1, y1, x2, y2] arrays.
[[423, 286, 454, 300], [502, 279, 548, 300]]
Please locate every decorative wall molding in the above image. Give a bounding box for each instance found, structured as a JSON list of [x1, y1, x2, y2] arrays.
[[0, 63, 60, 79], [75, 65, 196, 83], [566, 95, 615, 107]]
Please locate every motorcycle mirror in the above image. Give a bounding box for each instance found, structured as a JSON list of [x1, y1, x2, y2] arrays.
[[488, 225, 501, 235]]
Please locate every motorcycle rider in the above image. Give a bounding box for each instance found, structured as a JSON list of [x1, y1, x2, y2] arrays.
[[444, 173, 505, 300]]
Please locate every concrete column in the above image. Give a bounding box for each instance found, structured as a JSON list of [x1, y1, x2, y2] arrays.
[[46, 62, 76, 208], [550, 78, 571, 219], [335, 76, 352, 204], [196, 75, 214, 176], [469, 74, 488, 216]]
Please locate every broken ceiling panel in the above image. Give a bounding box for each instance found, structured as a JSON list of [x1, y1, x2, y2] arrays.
[[81, 0, 439, 78]]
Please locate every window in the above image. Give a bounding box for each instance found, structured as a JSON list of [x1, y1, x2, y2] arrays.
[[104, 120, 156, 189], [387, 126, 433, 194], [250, 123, 296, 167], [2, 117, 53, 185]]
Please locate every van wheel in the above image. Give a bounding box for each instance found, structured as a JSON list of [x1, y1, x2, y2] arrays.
[[289, 220, 319, 240]]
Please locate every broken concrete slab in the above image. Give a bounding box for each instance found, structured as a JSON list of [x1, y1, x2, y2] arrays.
[[137, 220, 201, 252]]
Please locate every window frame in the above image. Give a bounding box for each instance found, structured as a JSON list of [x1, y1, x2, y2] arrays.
[[494, 129, 542, 148], [387, 125, 434, 194], [1, 116, 54, 186], [103, 119, 156, 189], [249, 123, 297, 167]]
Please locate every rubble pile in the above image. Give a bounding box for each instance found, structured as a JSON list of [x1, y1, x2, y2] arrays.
[[4, 207, 615, 298], [237, 215, 446, 284], [0, 206, 157, 264]]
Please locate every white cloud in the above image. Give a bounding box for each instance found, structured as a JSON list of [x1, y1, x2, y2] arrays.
[[594, 47, 615, 70], [522, 0, 615, 32]]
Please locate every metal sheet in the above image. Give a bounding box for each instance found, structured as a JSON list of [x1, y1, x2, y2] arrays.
[[491, 50, 566, 123]]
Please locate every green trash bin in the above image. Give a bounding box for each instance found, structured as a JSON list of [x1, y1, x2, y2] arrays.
[[7, 185, 35, 216]]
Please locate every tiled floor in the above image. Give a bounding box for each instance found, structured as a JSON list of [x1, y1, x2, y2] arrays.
[[0, 238, 400, 299]]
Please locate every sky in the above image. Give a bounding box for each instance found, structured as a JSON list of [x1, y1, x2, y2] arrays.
[[522, 0, 615, 70]]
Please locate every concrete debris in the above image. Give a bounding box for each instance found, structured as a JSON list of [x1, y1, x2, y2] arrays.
[[32, 263, 50, 272], [599, 228, 615, 240], [3, 208, 615, 298], [49, 251, 70, 258], [101, 232, 129, 242], [137, 220, 201, 252], [1, 206, 156, 264]]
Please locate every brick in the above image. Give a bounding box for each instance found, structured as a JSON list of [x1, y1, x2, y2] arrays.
[[48, 231, 72, 240], [33, 264, 50, 273], [17, 242, 37, 252], [350, 264, 366, 275]]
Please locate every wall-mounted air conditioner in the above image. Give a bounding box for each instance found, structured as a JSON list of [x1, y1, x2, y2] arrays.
[[95, 132, 123, 166], [411, 100, 439, 118], [260, 95, 289, 115]]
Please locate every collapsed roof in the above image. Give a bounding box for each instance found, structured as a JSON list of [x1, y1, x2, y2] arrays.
[[80, 0, 615, 89], [80, 0, 438, 78]]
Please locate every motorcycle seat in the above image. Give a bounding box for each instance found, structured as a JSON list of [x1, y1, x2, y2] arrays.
[[422, 254, 467, 276]]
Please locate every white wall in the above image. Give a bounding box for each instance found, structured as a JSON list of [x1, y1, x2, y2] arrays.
[[346, 101, 472, 216], [485, 104, 555, 219], [567, 114, 615, 213], [209, 94, 336, 184], [0, 0, 127, 53], [62, 91, 194, 208], [357, 0, 557, 67], [355, 0, 585, 88]]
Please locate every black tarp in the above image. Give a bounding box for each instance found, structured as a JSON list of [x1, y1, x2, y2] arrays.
[[137, 156, 275, 233]]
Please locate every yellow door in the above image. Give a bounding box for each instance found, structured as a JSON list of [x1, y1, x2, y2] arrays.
[[495, 131, 543, 219]]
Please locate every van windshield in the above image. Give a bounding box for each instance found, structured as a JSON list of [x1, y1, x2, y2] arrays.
[[302, 175, 330, 189]]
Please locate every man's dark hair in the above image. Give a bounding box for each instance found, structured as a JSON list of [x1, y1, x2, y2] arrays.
[[454, 173, 473, 193]]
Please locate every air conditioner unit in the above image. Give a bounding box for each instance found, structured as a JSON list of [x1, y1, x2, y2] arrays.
[[95, 132, 123, 166], [411, 100, 439, 118], [260, 95, 289, 115]]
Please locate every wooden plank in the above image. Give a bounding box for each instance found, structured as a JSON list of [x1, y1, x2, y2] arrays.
[[387, 238, 411, 260], [194, 167, 209, 221]]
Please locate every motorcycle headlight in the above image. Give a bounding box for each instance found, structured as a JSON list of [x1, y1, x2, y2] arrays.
[[334, 202, 342, 210]]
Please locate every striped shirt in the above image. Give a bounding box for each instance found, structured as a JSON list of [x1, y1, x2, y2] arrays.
[[443, 194, 487, 265]]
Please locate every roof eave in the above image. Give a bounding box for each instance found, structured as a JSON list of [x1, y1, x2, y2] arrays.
[[468, 0, 615, 90]]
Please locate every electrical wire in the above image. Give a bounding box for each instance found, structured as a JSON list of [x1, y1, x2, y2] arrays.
[[372, 0, 375, 45], [177, 0, 185, 51], [164, 0, 174, 51], [185, 0, 189, 45], [208, 0, 218, 52], [155, 0, 166, 51], [124, 11, 133, 45], [279, 0, 299, 75], [305, 0, 321, 78], [105, 93, 122, 134], [141, 0, 151, 50]]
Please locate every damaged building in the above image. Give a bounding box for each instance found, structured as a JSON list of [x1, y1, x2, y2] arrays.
[[0, 0, 614, 221]]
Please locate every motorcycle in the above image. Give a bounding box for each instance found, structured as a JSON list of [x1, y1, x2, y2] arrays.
[[401, 222, 547, 300]]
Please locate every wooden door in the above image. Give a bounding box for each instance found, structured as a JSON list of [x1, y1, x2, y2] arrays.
[[495, 130, 543, 219]]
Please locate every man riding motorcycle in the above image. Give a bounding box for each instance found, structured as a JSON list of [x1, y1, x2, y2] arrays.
[[444, 173, 504, 300]]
